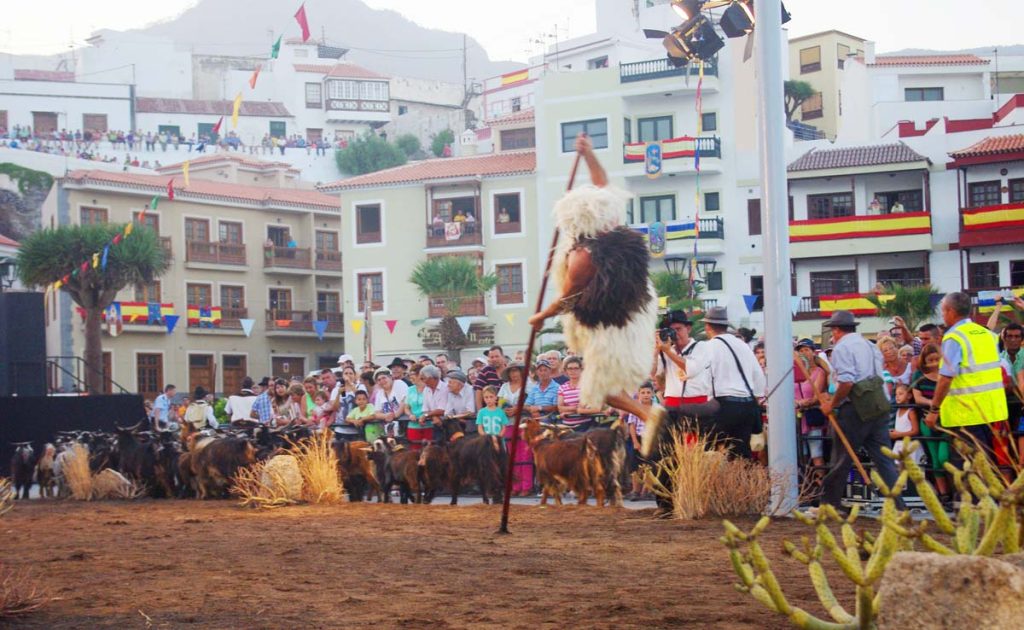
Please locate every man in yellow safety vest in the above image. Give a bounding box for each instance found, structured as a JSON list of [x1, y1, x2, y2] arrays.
[[923, 291, 1008, 456]]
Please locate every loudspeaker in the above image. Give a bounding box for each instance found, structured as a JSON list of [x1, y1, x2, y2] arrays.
[[0, 292, 46, 396]]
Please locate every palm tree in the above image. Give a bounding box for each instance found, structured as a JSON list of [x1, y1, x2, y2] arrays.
[[865, 283, 940, 332], [651, 270, 706, 337], [784, 80, 817, 125], [17, 223, 168, 393], [409, 256, 498, 358]]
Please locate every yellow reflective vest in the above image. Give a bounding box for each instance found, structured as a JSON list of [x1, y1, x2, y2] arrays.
[[939, 321, 1008, 427]]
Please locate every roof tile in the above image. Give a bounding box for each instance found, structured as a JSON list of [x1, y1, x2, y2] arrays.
[[870, 54, 989, 67], [13, 69, 75, 82], [788, 143, 929, 172], [0, 233, 20, 248], [134, 97, 292, 117], [949, 134, 1024, 159], [320, 151, 536, 191], [156, 153, 298, 173], [488, 108, 535, 126]]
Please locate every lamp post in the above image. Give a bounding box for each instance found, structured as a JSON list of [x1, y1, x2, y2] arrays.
[[0, 256, 16, 292]]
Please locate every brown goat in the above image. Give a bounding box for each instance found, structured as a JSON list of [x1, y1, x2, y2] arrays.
[[335, 440, 382, 502], [524, 419, 606, 506]]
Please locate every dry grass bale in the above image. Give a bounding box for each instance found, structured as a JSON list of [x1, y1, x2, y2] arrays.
[[260, 455, 303, 501], [231, 460, 297, 509], [62, 444, 93, 501], [0, 479, 13, 517], [288, 430, 342, 504], [0, 564, 47, 618]]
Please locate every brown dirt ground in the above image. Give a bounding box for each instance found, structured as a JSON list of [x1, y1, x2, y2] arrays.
[[0, 501, 859, 629]]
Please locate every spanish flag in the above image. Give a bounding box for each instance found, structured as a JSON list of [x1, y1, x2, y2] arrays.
[[501, 69, 529, 86]]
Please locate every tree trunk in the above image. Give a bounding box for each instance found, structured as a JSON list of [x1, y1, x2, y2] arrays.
[[438, 315, 466, 362], [83, 307, 104, 394]]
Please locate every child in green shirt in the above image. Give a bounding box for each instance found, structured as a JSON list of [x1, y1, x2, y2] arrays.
[[476, 386, 509, 436], [346, 390, 382, 442]]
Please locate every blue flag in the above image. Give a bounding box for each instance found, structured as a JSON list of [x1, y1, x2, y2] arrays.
[[101, 245, 110, 271], [313, 320, 328, 341], [164, 314, 180, 334], [743, 294, 759, 314]]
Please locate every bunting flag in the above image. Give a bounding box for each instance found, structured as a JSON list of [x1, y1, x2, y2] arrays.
[[124, 222, 133, 236], [790, 296, 802, 316], [351, 319, 364, 334], [410, 318, 426, 327], [167, 179, 175, 200], [658, 296, 669, 309], [53, 280, 62, 290], [504, 313, 516, 326], [182, 161, 190, 188], [101, 245, 110, 270], [149, 195, 159, 210], [455, 316, 473, 335], [231, 92, 243, 129], [71, 269, 79, 278], [742, 294, 759, 314], [294, 3, 311, 42], [313, 320, 328, 341], [164, 314, 180, 334], [113, 233, 122, 245], [249, 64, 262, 89], [79, 261, 89, 273], [385, 319, 398, 334], [240, 318, 255, 337], [211, 116, 224, 136], [270, 35, 283, 59]]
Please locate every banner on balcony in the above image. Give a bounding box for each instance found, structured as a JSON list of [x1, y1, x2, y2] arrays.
[[455, 316, 473, 335], [313, 320, 328, 341], [444, 222, 462, 241], [644, 142, 662, 179], [817, 293, 893, 317], [961, 202, 1024, 231], [105, 303, 122, 337], [633, 221, 697, 242], [976, 288, 1024, 313], [385, 320, 398, 334], [112, 302, 175, 324], [500, 69, 529, 86], [239, 318, 255, 337], [648, 221, 666, 257], [186, 306, 223, 327], [789, 212, 931, 242], [164, 315, 179, 334], [624, 136, 697, 162]]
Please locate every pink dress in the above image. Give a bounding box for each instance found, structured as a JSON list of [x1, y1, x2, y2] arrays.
[[502, 422, 534, 494]]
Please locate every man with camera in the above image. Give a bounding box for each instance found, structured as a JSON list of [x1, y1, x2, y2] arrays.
[[654, 310, 710, 409]]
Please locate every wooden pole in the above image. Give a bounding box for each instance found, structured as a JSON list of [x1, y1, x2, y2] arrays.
[[498, 154, 581, 534]]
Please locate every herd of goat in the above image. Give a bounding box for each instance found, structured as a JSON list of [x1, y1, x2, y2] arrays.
[[8, 417, 630, 506]]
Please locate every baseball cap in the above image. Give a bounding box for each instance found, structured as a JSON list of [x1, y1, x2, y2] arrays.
[[472, 356, 488, 366], [337, 354, 354, 365]]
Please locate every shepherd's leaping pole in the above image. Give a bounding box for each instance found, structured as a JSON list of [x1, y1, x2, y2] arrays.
[[498, 153, 582, 535]]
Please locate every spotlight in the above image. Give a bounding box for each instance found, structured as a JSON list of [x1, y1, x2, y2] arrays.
[[671, 0, 704, 21], [720, 1, 754, 38], [667, 14, 725, 62]]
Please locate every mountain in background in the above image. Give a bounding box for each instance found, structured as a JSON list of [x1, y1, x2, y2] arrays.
[[9, 0, 524, 84], [884, 45, 1024, 57]]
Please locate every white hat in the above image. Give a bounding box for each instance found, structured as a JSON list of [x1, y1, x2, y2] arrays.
[[472, 356, 488, 365], [337, 354, 354, 365]]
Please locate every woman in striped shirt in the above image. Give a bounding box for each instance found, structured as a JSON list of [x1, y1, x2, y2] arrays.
[[557, 356, 602, 429]]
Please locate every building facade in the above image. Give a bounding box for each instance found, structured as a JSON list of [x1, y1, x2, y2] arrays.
[[786, 30, 867, 140]]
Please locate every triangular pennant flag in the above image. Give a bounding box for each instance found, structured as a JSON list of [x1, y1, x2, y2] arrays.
[[113, 233, 122, 245], [790, 296, 802, 316], [658, 296, 668, 309], [249, 64, 262, 89], [71, 269, 79, 278], [239, 318, 255, 337], [164, 314, 180, 334], [61, 274, 70, 284], [211, 116, 224, 136], [505, 313, 515, 326], [79, 261, 89, 273], [101, 245, 110, 271], [124, 222, 133, 236], [743, 295, 758, 314], [410, 318, 426, 327], [351, 319, 364, 334], [182, 161, 190, 188], [294, 3, 311, 42], [167, 179, 175, 200], [385, 319, 398, 334], [149, 195, 159, 210], [92, 253, 100, 269], [231, 92, 243, 129], [313, 320, 328, 341], [270, 35, 282, 59], [455, 316, 472, 335], [53, 280, 62, 290]]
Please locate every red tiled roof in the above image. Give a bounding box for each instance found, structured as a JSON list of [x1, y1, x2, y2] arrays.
[[788, 143, 929, 172], [14, 69, 75, 82], [156, 153, 299, 173], [325, 64, 387, 80], [0, 233, 20, 248], [293, 64, 335, 74], [320, 151, 536, 191], [869, 54, 989, 67], [488, 108, 535, 126], [135, 97, 292, 117], [63, 170, 337, 211], [949, 134, 1024, 159]]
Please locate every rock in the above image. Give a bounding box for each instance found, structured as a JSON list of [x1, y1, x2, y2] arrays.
[[878, 551, 1024, 629], [261, 455, 303, 501]]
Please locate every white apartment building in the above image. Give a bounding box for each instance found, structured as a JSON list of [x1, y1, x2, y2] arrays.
[[0, 70, 133, 136]]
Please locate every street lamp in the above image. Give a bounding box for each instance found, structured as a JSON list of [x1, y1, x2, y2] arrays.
[[663, 254, 689, 276], [0, 256, 16, 292], [695, 258, 717, 280]]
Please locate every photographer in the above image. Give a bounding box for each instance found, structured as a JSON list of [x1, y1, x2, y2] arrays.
[[654, 311, 710, 409]]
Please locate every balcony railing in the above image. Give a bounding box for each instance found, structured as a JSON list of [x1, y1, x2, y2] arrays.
[[265, 309, 314, 332], [186, 241, 247, 266], [317, 311, 344, 333], [264, 246, 312, 270], [220, 306, 248, 329], [494, 220, 522, 235], [315, 249, 343, 272], [631, 216, 724, 242], [428, 295, 486, 318], [959, 201, 1024, 247], [426, 222, 483, 248], [619, 56, 718, 83], [793, 294, 892, 320], [789, 211, 931, 243], [623, 136, 721, 163]]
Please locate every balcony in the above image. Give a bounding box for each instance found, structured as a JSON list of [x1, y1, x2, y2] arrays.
[[220, 306, 248, 330], [317, 311, 345, 335], [968, 286, 1024, 323], [619, 56, 718, 83], [315, 249, 343, 273], [793, 293, 894, 321], [265, 309, 315, 334], [102, 301, 175, 333], [264, 246, 312, 272], [622, 136, 721, 177], [959, 202, 1024, 248], [185, 241, 247, 268], [428, 295, 486, 319], [788, 212, 932, 259], [426, 222, 483, 248], [631, 217, 725, 256], [184, 305, 248, 335]]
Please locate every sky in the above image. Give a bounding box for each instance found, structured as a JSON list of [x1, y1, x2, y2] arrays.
[[2, 0, 1023, 61]]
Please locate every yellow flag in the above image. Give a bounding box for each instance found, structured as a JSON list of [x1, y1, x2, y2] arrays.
[[124, 222, 134, 236], [182, 161, 190, 187], [92, 253, 100, 269], [658, 296, 668, 309], [505, 313, 515, 326], [231, 92, 243, 129], [351, 319, 364, 334], [54, 280, 62, 290]]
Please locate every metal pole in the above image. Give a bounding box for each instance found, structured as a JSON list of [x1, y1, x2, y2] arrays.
[[754, 0, 798, 513]]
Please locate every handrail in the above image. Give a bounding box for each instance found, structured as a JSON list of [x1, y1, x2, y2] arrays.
[[46, 355, 130, 395]]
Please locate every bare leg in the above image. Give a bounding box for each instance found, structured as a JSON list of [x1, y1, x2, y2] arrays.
[[607, 392, 667, 458]]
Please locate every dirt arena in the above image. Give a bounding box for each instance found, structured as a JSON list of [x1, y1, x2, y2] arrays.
[[1, 501, 856, 628]]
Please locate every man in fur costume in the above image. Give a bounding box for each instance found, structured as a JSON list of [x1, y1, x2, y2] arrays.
[[529, 134, 667, 433]]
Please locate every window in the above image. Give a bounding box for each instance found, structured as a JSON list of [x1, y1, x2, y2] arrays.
[[837, 44, 850, 69], [305, 82, 322, 108], [626, 199, 635, 225], [640, 195, 675, 223], [187, 283, 212, 308], [704, 192, 720, 212], [810, 270, 858, 296], [799, 46, 821, 73], [356, 273, 384, 312], [500, 127, 535, 150], [359, 81, 389, 101], [807, 192, 854, 219], [701, 112, 717, 132], [749, 276, 764, 312], [638, 116, 673, 143], [136, 353, 163, 402], [801, 92, 823, 120], [221, 286, 245, 310], [623, 117, 632, 144], [132, 211, 159, 234], [317, 291, 341, 313], [494, 193, 522, 234], [315, 230, 338, 251], [705, 271, 723, 292], [496, 264, 524, 304], [269, 121, 286, 138], [135, 281, 161, 303], [968, 180, 1001, 208], [747, 199, 762, 236], [1009, 179, 1024, 203], [83, 114, 108, 133], [398, 105, 408, 115], [561, 119, 608, 152], [266, 226, 289, 248], [587, 56, 609, 69], [1011, 260, 1024, 287], [157, 125, 180, 138], [185, 218, 209, 243], [511, 97, 521, 112], [874, 190, 923, 213], [905, 87, 944, 102], [0, 111, 6, 131], [269, 288, 292, 316], [218, 221, 243, 244], [197, 122, 218, 141], [968, 262, 1000, 289], [355, 203, 382, 244], [80, 207, 108, 225], [328, 80, 359, 100], [876, 267, 927, 288]]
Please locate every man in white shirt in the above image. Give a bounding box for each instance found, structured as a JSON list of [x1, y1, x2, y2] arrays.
[[419, 365, 449, 436], [224, 376, 258, 422], [444, 370, 477, 432], [654, 310, 711, 408], [703, 307, 766, 459], [152, 384, 176, 431]]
